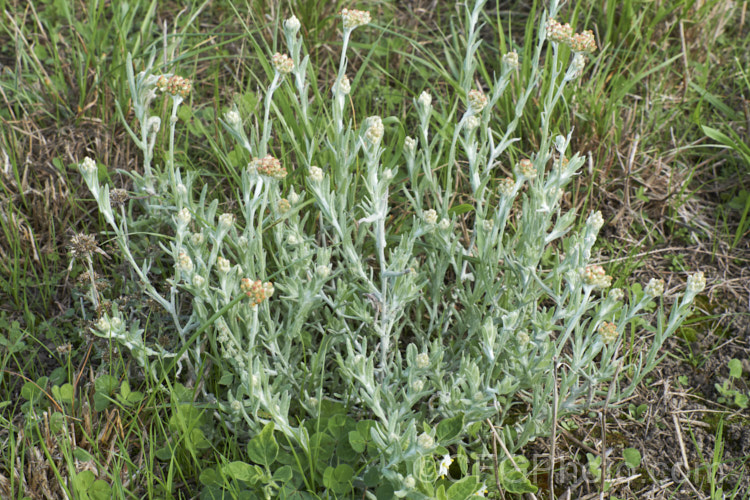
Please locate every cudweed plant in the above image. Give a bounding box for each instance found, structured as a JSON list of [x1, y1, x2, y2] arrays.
[[79, 1, 705, 496]]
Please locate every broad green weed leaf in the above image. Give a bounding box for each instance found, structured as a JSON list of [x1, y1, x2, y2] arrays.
[[247, 422, 278, 467]]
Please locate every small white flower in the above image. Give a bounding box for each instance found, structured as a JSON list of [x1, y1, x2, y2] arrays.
[[216, 256, 231, 273], [644, 278, 665, 297], [193, 275, 205, 287], [517, 158, 536, 179], [335, 75, 351, 95], [403, 475, 416, 489], [224, 109, 241, 128], [418, 91, 432, 108], [341, 8, 371, 30], [415, 352, 430, 369], [238, 235, 248, 247], [687, 272, 706, 294], [423, 209, 438, 225], [177, 252, 193, 273], [175, 183, 187, 197], [382, 168, 394, 181], [80, 157, 97, 175], [315, 264, 331, 278], [309, 166, 324, 182], [609, 288, 624, 301], [365, 116, 384, 145], [482, 219, 494, 231], [438, 218, 451, 231], [587, 211, 604, 231], [272, 53, 294, 74], [230, 400, 242, 412], [287, 234, 301, 245], [404, 136, 416, 152], [467, 89, 487, 113], [438, 454, 453, 478], [148, 116, 161, 134], [571, 53, 587, 76], [417, 432, 434, 449], [465, 115, 480, 131], [176, 207, 191, 226], [498, 177, 515, 197], [218, 213, 235, 230], [190, 232, 205, 246], [109, 316, 123, 330], [518, 330, 530, 345], [288, 189, 300, 205], [502, 50, 519, 70], [411, 380, 424, 392], [284, 15, 301, 34], [96, 316, 111, 331]]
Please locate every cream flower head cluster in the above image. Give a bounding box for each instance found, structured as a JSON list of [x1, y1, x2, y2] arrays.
[[341, 8, 371, 30], [517, 158, 536, 179], [241, 278, 275, 306], [546, 18, 597, 53], [272, 53, 294, 74], [252, 155, 287, 180], [583, 265, 612, 288], [157, 74, 192, 98], [467, 89, 487, 113]]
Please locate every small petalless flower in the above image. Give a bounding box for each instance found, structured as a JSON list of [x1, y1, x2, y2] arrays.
[[252, 155, 287, 180], [498, 177, 515, 196], [517, 158, 536, 179], [309, 166, 324, 182], [277, 198, 291, 214], [177, 252, 194, 273], [218, 213, 235, 230], [482, 219, 494, 231], [644, 278, 665, 297], [161, 75, 192, 98], [224, 109, 241, 128], [416, 432, 434, 449], [192, 275, 205, 287], [80, 157, 97, 176], [216, 256, 231, 273], [404, 136, 416, 152], [365, 116, 384, 145], [598, 321, 618, 344], [415, 352, 430, 368], [608, 288, 624, 301], [418, 91, 432, 108], [341, 8, 371, 30], [190, 232, 205, 246], [687, 272, 706, 294], [502, 50, 519, 70], [587, 211, 604, 231], [230, 400, 242, 412], [272, 53, 294, 74], [467, 89, 487, 113], [438, 218, 451, 231], [517, 330, 530, 345], [465, 115, 480, 131], [571, 30, 597, 53], [288, 189, 300, 204], [546, 18, 573, 45], [438, 454, 453, 478], [284, 15, 301, 34], [570, 53, 587, 78], [411, 379, 424, 392], [315, 264, 331, 278], [176, 207, 191, 226], [423, 209, 438, 225], [583, 265, 612, 288], [334, 75, 351, 95], [403, 475, 416, 489], [241, 278, 275, 306]]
